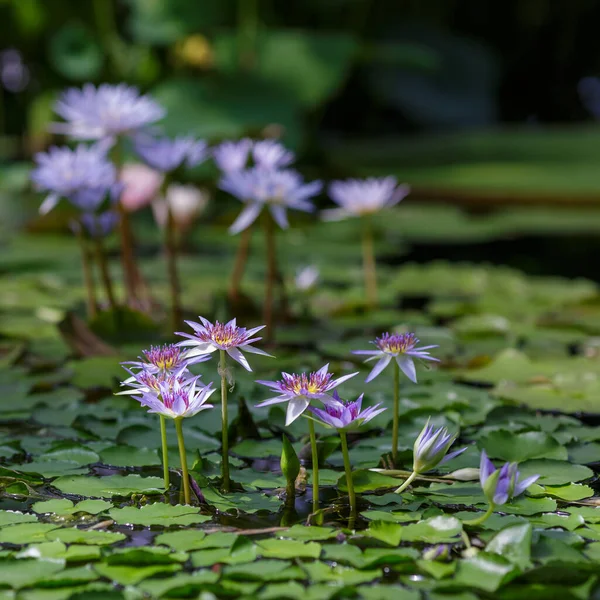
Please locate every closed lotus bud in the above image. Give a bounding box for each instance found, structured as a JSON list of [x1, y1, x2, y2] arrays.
[[119, 163, 164, 213], [152, 184, 209, 232], [412, 420, 466, 474], [280, 434, 300, 485]]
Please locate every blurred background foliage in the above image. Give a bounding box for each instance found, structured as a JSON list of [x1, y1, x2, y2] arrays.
[[3, 0, 600, 232]]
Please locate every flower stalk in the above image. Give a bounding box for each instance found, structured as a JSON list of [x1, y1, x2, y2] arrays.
[[263, 212, 277, 341], [219, 350, 231, 493], [75, 224, 98, 320], [394, 470, 417, 495], [308, 418, 320, 513], [339, 430, 356, 517], [165, 203, 182, 330], [463, 503, 495, 526], [361, 216, 377, 309], [94, 236, 117, 311], [392, 360, 400, 464], [174, 418, 191, 504], [229, 225, 253, 302], [159, 415, 170, 491]]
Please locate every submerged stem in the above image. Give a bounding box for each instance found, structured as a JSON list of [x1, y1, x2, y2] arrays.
[[463, 503, 495, 526], [392, 360, 400, 465], [159, 415, 170, 492], [394, 470, 418, 495], [339, 430, 357, 517], [308, 419, 319, 513], [220, 350, 231, 493], [361, 216, 378, 309], [174, 418, 191, 504]]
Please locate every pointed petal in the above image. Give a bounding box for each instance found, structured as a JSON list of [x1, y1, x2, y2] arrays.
[[365, 355, 392, 383], [351, 350, 381, 356], [240, 344, 274, 357], [328, 371, 358, 389], [39, 193, 60, 215], [285, 396, 310, 426], [396, 355, 417, 383], [269, 205, 289, 229], [316, 363, 330, 376], [229, 202, 263, 235], [226, 347, 252, 372], [255, 395, 291, 407]]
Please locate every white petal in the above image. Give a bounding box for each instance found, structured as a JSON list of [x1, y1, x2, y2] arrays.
[[285, 397, 310, 426], [397, 355, 417, 383], [39, 193, 60, 215], [229, 202, 263, 235], [240, 344, 274, 357], [328, 371, 359, 389], [226, 347, 252, 371], [365, 355, 392, 383], [320, 208, 353, 221], [255, 395, 290, 407]]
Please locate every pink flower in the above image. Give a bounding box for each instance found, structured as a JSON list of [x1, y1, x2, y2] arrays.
[[119, 163, 163, 213]]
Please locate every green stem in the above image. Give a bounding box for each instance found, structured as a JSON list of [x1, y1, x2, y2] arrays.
[[220, 350, 231, 493], [94, 237, 117, 311], [237, 0, 258, 69], [174, 418, 191, 504], [165, 205, 182, 330], [392, 360, 400, 465], [159, 415, 170, 492], [229, 225, 252, 301], [339, 430, 357, 517], [463, 503, 495, 526], [308, 419, 319, 513], [75, 225, 98, 320], [362, 216, 377, 309], [262, 211, 277, 342], [394, 470, 417, 494]]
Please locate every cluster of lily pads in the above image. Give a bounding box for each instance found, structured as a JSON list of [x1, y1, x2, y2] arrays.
[[119, 319, 540, 524]]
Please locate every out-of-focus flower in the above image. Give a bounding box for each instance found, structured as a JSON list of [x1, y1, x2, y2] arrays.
[[138, 377, 215, 419], [52, 83, 165, 141], [152, 184, 209, 231], [212, 139, 253, 173], [80, 211, 119, 238], [412, 420, 466, 474], [579, 77, 600, 120], [134, 134, 208, 173], [255, 364, 358, 425], [353, 332, 439, 383], [252, 139, 294, 170], [309, 391, 386, 431], [176, 317, 272, 372], [221, 167, 322, 234], [31, 143, 118, 214], [295, 266, 319, 292], [479, 451, 539, 506], [1, 49, 29, 93], [322, 177, 410, 221], [119, 163, 164, 213]]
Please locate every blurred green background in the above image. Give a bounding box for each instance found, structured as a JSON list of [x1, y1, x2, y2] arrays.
[[3, 0, 600, 273]]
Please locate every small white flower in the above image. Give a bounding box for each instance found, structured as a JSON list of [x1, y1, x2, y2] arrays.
[[295, 266, 320, 292], [152, 184, 209, 231]]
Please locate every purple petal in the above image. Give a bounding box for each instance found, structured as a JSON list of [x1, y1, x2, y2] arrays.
[[269, 205, 289, 229], [255, 395, 291, 408], [365, 355, 392, 383], [286, 396, 310, 426], [439, 446, 467, 465], [226, 347, 252, 372], [229, 202, 263, 235], [396, 355, 417, 383], [327, 371, 358, 390], [479, 450, 495, 486], [513, 474, 540, 497]]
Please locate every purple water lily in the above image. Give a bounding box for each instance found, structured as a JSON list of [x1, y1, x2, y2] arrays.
[[255, 364, 358, 426], [52, 83, 165, 141], [220, 168, 322, 234], [134, 134, 208, 173], [353, 332, 439, 383], [31, 143, 119, 215], [309, 391, 386, 431], [176, 317, 272, 372], [480, 451, 540, 506], [322, 177, 410, 221], [413, 420, 467, 474], [79, 211, 119, 238], [138, 376, 215, 420], [212, 139, 253, 173], [252, 139, 294, 170]]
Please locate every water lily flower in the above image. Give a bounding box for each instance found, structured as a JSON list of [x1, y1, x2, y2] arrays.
[[309, 391, 386, 431], [252, 139, 294, 170], [152, 184, 209, 232], [255, 364, 358, 426], [295, 266, 320, 292], [463, 451, 540, 526], [138, 377, 215, 420], [31, 143, 119, 215], [322, 177, 410, 221], [212, 139, 253, 173], [412, 421, 466, 474], [1, 49, 29, 93], [79, 211, 119, 238], [134, 134, 208, 173], [123, 343, 210, 375], [395, 420, 466, 494], [51, 83, 165, 141], [353, 332, 439, 384], [221, 167, 322, 234], [119, 163, 164, 213], [176, 317, 271, 372]]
